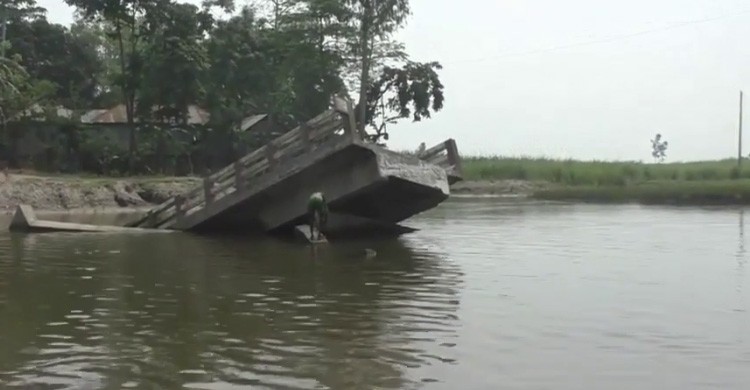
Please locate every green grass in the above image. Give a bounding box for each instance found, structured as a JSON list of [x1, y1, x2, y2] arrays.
[[462, 157, 750, 186], [533, 180, 750, 205], [459, 157, 750, 204]]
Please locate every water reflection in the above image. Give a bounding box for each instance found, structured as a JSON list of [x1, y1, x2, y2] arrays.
[[0, 231, 462, 389], [739, 209, 746, 262], [3, 200, 750, 389]]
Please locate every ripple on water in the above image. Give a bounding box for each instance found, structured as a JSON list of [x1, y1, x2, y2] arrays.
[[0, 213, 468, 390]]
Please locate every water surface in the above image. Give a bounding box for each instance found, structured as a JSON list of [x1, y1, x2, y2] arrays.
[[1, 199, 749, 389]]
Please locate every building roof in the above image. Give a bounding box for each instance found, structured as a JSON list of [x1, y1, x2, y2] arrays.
[[236, 114, 268, 132], [80, 104, 211, 125]]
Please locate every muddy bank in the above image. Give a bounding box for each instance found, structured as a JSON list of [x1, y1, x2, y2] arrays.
[[0, 174, 200, 214], [0, 173, 542, 215]]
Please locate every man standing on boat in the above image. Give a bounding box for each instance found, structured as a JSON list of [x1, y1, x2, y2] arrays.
[[307, 192, 328, 241]]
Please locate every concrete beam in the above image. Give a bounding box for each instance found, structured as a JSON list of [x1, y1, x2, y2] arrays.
[[8, 205, 173, 234]]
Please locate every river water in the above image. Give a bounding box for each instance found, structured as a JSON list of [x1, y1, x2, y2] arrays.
[[0, 198, 749, 389]]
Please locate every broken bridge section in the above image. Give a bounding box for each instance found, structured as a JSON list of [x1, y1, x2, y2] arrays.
[[126, 96, 463, 236]]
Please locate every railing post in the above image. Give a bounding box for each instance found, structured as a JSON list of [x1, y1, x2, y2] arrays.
[[203, 177, 214, 204], [234, 160, 244, 189], [345, 98, 360, 142], [266, 142, 277, 168], [445, 139, 462, 174], [300, 123, 312, 150], [175, 195, 186, 217], [147, 210, 157, 226], [332, 94, 360, 142]]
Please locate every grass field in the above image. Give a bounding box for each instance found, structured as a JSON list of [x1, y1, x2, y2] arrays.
[[462, 157, 750, 186], [461, 157, 750, 204], [533, 180, 750, 205]]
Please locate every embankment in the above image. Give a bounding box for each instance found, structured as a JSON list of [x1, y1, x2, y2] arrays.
[[0, 173, 200, 214], [6, 155, 750, 212]]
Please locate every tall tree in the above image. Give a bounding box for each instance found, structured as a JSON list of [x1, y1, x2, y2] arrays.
[[297, 0, 444, 142], [63, 0, 164, 171], [365, 60, 443, 141], [138, 1, 212, 123], [6, 16, 105, 107], [0, 0, 44, 57], [336, 0, 411, 134]]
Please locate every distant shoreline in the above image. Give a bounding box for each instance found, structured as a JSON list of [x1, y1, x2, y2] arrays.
[[6, 155, 750, 213]]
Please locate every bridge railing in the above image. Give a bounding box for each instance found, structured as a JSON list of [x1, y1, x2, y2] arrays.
[[130, 96, 357, 228], [419, 138, 463, 183]]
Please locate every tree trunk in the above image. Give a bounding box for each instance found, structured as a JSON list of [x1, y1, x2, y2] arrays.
[[115, 20, 136, 173], [127, 10, 139, 174], [357, 1, 373, 135]]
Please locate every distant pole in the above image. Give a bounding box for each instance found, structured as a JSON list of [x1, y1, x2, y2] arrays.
[[740, 91, 744, 168]]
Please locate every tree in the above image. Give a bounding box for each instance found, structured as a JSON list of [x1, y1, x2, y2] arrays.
[[342, 0, 410, 135], [205, 3, 343, 128], [5, 16, 105, 107], [0, 54, 53, 122], [364, 60, 443, 142], [63, 0, 165, 171], [298, 0, 444, 143], [138, 1, 212, 124], [651, 133, 668, 163], [1, 0, 45, 57], [0, 55, 55, 165]]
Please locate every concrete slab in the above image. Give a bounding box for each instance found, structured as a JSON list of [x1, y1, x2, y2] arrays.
[[8, 205, 173, 234], [294, 225, 328, 244], [126, 96, 462, 237]]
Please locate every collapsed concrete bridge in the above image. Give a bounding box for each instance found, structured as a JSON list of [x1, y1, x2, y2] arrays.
[[10, 96, 463, 237]]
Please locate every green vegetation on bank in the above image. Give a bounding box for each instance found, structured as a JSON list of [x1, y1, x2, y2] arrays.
[[534, 180, 750, 205], [462, 157, 750, 185], [462, 157, 750, 204]]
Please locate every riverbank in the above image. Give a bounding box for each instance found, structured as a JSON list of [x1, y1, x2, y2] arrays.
[[0, 173, 200, 214], [459, 157, 750, 205], [5, 156, 750, 212]]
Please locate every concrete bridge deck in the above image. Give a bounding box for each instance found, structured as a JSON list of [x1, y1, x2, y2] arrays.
[[126, 96, 462, 235]]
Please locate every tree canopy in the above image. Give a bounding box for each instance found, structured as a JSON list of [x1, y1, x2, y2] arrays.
[[1, 0, 445, 160]]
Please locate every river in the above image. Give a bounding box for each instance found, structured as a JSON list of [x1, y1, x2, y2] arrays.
[[0, 198, 749, 389]]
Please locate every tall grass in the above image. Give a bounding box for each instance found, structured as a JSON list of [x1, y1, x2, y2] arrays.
[[534, 180, 750, 205], [462, 157, 748, 186]]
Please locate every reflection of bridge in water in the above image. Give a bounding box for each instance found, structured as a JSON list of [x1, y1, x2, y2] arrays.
[[126, 96, 463, 236], [0, 232, 464, 389]]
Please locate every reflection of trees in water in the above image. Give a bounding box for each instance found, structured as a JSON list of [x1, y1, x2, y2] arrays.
[[0, 232, 463, 389]]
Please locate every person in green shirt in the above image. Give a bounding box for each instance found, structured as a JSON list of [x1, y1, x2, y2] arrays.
[[307, 192, 329, 241]]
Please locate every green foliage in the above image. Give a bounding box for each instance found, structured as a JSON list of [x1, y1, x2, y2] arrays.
[[3, 0, 444, 174], [462, 157, 750, 186], [0, 55, 55, 125], [365, 61, 444, 141], [5, 16, 105, 107], [535, 180, 750, 205], [137, 2, 211, 123]]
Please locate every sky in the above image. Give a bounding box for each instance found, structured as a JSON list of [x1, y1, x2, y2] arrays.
[[36, 0, 750, 161]]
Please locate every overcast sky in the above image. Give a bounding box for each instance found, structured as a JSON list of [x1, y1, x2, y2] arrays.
[[37, 0, 750, 161]]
